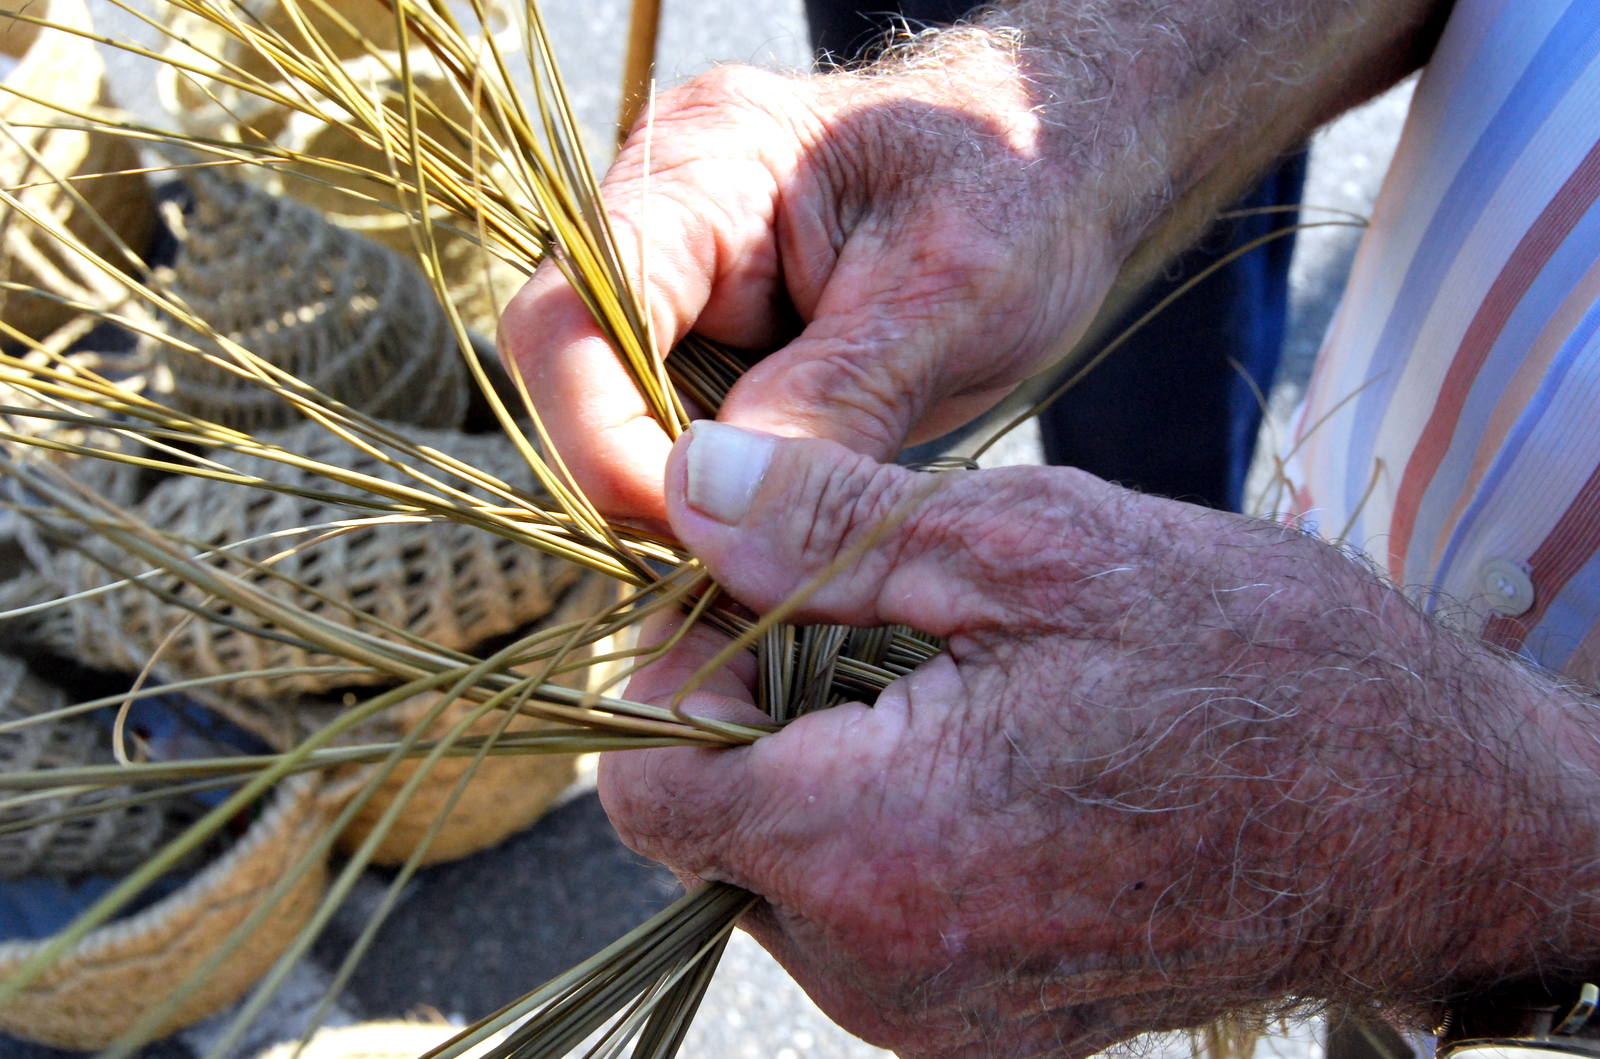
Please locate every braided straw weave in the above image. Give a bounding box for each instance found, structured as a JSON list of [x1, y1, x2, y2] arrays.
[[0, 655, 201, 878], [6, 419, 583, 743], [0, 0, 155, 341], [154, 174, 470, 433], [0, 772, 337, 1049]]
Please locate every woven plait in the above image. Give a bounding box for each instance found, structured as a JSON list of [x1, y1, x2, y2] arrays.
[[10, 421, 582, 726], [0, 655, 191, 878], [154, 174, 470, 432]]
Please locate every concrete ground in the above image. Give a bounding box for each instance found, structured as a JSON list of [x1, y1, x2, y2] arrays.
[[1, 4, 1414, 1059]]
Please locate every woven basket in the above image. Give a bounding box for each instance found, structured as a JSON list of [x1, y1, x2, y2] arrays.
[[0, 0, 155, 341], [0, 654, 202, 878], [154, 174, 471, 433], [335, 570, 616, 866], [0, 771, 336, 1050], [5, 419, 583, 742], [158, 1, 526, 337]]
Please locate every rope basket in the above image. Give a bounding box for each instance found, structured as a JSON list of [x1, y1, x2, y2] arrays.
[[159, 1, 526, 337], [154, 174, 471, 433], [0, 0, 155, 341], [0, 654, 203, 878], [5, 419, 583, 743], [334, 569, 617, 866], [0, 771, 336, 1050]]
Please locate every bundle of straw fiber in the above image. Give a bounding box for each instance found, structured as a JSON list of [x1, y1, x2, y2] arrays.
[[0, 0, 153, 341], [0, 654, 200, 877], [0, 771, 336, 1049], [0, 1, 872, 1053], [332, 688, 577, 866], [333, 569, 615, 866], [4, 417, 584, 729], [154, 175, 470, 432], [160, 0, 526, 336]]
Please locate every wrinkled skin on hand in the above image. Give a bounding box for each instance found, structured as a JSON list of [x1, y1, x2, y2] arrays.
[[601, 429, 1600, 1059], [499, 18, 1600, 1056], [498, 59, 1115, 522]]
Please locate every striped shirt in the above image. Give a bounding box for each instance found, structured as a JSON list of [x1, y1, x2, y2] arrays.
[[1274, 0, 1600, 683]]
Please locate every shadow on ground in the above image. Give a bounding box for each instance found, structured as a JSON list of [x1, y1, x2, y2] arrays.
[[322, 793, 681, 1023]]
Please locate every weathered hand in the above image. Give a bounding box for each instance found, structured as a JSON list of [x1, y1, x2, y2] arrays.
[[497, 0, 1444, 524], [497, 52, 1118, 521], [601, 424, 1600, 1058]]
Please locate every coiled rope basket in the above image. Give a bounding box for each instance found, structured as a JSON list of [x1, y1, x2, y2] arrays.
[[0, 764, 339, 1050]]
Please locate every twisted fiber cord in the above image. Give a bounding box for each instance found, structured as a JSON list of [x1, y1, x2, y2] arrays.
[[155, 173, 470, 433]]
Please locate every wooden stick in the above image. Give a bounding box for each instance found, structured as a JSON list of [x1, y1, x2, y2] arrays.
[[616, 0, 663, 146]]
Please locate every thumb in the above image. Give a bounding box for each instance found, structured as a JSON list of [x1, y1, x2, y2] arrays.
[[664, 420, 1087, 636]]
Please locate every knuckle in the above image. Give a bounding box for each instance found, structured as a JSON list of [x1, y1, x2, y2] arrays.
[[641, 66, 802, 154], [792, 455, 918, 604], [786, 340, 930, 454], [598, 746, 754, 875], [675, 63, 782, 106]]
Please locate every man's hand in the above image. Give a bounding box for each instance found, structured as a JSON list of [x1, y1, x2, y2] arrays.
[[498, 0, 1444, 522], [499, 52, 1114, 521], [601, 424, 1600, 1058]]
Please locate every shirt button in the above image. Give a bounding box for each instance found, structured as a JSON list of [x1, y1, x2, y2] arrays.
[[1481, 558, 1535, 617]]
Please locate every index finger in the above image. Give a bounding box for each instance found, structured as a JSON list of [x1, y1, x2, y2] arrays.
[[499, 263, 675, 522], [496, 68, 804, 522]]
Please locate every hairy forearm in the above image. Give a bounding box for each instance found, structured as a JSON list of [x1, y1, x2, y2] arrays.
[[862, 0, 1450, 285], [1416, 648, 1600, 999], [1184, 552, 1600, 1009]]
